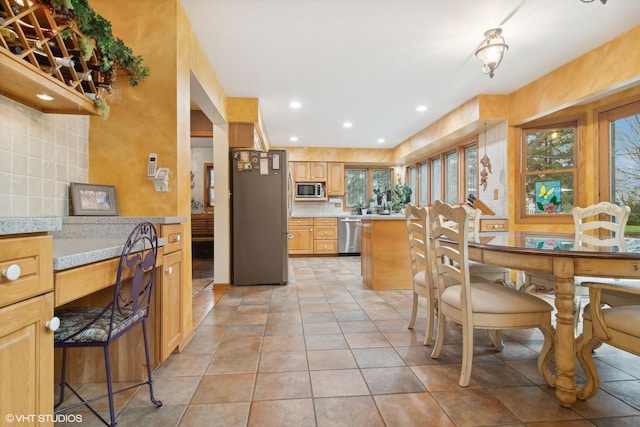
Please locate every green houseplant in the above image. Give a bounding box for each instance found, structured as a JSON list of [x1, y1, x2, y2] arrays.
[[44, 0, 149, 117]]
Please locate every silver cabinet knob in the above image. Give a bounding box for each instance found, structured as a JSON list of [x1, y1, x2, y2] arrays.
[[175, 234, 181, 242], [2, 264, 21, 281], [166, 266, 173, 274]]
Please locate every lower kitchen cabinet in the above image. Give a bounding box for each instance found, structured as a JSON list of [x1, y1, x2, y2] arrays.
[[0, 234, 54, 426], [159, 223, 183, 361], [313, 217, 337, 255], [160, 249, 182, 361], [289, 218, 314, 255]]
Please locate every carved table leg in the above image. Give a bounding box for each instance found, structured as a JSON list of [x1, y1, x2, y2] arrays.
[[553, 258, 576, 407]]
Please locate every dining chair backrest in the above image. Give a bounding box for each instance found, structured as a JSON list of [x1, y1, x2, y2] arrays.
[[406, 204, 430, 279], [572, 202, 630, 251], [430, 201, 471, 300], [438, 204, 481, 242]]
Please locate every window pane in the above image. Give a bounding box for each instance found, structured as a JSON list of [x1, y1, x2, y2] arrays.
[[408, 166, 416, 204], [346, 169, 367, 207], [431, 158, 441, 203], [445, 151, 458, 204], [465, 146, 477, 200], [372, 169, 393, 195], [524, 173, 574, 214], [419, 162, 427, 205], [526, 128, 575, 171], [611, 113, 640, 233]]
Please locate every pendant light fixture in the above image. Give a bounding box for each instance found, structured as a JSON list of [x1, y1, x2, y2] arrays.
[[474, 28, 508, 78]]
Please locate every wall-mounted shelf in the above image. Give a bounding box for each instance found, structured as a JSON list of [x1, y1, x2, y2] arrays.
[[0, 0, 100, 115]]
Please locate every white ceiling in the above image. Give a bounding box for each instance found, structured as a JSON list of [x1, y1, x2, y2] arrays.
[[182, 0, 640, 149]]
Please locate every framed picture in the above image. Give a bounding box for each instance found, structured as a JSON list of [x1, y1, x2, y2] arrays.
[[70, 183, 119, 216]]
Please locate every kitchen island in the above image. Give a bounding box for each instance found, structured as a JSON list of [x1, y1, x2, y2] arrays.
[[360, 215, 412, 290]]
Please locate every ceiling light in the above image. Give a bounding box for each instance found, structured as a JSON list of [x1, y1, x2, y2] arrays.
[[36, 93, 54, 101], [343, 122, 353, 128], [289, 101, 301, 109], [475, 28, 509, 78], [289, 136, 298, 142], [377, 138, 385, 143], [415, 105, 427, 112]]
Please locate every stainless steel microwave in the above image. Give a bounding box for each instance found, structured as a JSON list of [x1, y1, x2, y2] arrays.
[[295, 182, 325, 199]]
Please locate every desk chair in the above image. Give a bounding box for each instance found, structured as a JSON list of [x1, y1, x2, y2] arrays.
[[54, 222, 163, 426], [577, 281, 640, 400], [429, 201, 555, 387]]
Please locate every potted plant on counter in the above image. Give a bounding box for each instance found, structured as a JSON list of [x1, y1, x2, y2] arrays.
[[391, 183, 412, 213]]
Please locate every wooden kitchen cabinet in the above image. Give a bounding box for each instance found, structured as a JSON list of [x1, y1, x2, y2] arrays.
[[289, 218, 314, 255], [0, 234, 54, 426], [228, 123, 264, 150], [159, 223, 183, 361], [313, 217, 338, 255], [292, 161, 327, 182], [326, 162, 345, 196]]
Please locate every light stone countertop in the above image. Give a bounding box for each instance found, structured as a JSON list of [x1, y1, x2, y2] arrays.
[[0, 217, 63, 236], [53, 237, 167, 271]]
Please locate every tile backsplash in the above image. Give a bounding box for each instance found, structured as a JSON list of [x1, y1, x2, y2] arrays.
[[0, 95, 89, 217]]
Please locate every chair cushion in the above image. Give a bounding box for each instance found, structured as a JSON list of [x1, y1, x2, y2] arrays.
[[441, 282, 553, 314], [54, 306, 147, 343], [583, 305, 640, 337]]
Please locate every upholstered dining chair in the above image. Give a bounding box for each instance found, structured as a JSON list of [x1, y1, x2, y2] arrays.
[[572, 202, 640, 310], [429, 200, 556, 387], [576, 281, 640, 400], [462, 205, 511, 285], [54, 222, 163, 426], [405, 204, 440, 345]]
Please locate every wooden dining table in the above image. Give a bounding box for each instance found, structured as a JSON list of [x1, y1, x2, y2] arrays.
[[466, 231, 640, 407]]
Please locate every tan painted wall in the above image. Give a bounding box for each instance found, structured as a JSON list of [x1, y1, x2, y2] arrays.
[[87, 0, 230, 340]]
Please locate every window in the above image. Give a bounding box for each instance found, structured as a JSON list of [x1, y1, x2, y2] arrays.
[[444, 151, 458, 204], [598, 99, 640, 235], [519, 123, 576, 218], [419, 162, 427, 205], [407, 166, 416, 204], [430, 157, 441, 204], [345, 167, 394, 208], [464, 145, 478, 201]]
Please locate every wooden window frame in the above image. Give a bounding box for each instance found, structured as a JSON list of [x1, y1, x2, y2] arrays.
[[515, 118, 580, 224], [344, 165, 395, 209]]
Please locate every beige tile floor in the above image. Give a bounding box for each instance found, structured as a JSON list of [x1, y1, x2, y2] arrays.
[[56, 256, 640, 426]]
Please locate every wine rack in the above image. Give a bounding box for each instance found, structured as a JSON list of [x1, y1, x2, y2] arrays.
[[0, 0, 100, 115]]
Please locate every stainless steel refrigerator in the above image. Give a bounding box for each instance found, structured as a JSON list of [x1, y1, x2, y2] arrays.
[[230, 149, 289, 285]]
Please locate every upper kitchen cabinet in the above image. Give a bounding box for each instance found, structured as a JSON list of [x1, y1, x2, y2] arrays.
[[229, 123, 265, 151], [326, 162, 344, 196], [292, 161, 327, 182]]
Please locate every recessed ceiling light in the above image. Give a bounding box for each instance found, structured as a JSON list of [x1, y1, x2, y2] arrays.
[[377, 138, 385, 143], [343, 122, 353, 128], [36, 93, 54, 101], [289, 136, 299, 142], [416, 105, 427, 112], [289, 101, 301, 109]]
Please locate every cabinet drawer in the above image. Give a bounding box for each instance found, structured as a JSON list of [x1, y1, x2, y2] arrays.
[[290, 218, 314, 226], [479, 219, 508, 232], [314, 240, 337, 254], [314, 226, 337, 240], [314, 217, 337, 226], [0, 235, 53, 308], [161, 224, 184, 254]]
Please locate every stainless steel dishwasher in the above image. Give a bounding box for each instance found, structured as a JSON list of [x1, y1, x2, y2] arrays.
[[338, 217, 362, 255]]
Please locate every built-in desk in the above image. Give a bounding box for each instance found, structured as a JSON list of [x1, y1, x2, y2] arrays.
[[51, 217, 186, 383]]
